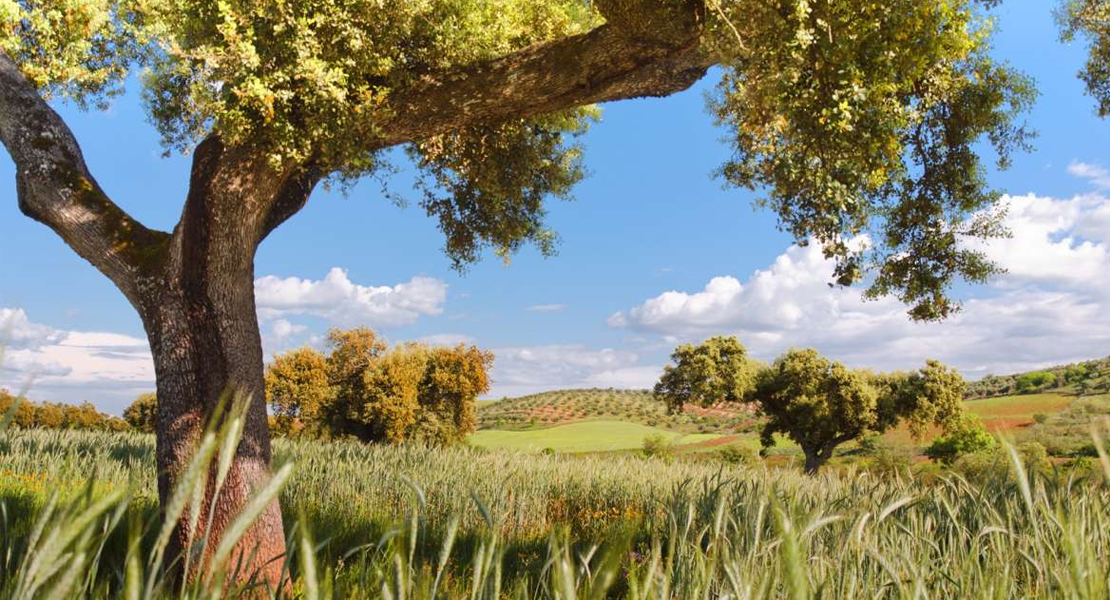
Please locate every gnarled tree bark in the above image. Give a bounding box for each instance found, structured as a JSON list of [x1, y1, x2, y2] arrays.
[[0, 0, 713, 589]]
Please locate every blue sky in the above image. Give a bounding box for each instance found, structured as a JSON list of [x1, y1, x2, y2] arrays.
[[2, 0, 1109, 414]]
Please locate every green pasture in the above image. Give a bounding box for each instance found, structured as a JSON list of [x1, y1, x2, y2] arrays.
[[468, 420, 723, 452]]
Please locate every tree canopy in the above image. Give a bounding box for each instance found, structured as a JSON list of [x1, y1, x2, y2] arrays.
[[1059, 0, 1110, 116], [654, 336, 759, 412], [264, 347, 332, 437], [122, 392, 158, 432], [264, 329, 492, 444], [1, 0, 1052, 315]]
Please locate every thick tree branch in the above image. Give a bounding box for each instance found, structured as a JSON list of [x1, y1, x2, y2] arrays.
[[369, 11, 713, 149], [0, 51, 170, 305]]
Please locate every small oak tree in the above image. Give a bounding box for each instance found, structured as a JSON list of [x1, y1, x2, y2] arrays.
[[654, 336, 758, 412], [655, 339, 966, 473], [752, 350, 967, 473]]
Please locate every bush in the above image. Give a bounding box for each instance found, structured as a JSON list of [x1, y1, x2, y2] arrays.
[[871, 444, 913, 475], [1016, 371, 1056, 393], [925, 415, 997, 464], [1032, 413, 1048, 424], [641, 434, 673, 459], [718, 444, 758, 465], [951, 451, 1008, 481], [1004, 441, 1052, 476]]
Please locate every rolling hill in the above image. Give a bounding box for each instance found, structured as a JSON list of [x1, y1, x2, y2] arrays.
[[475, 358, 1110, 456], [477, 388, 754, 434]]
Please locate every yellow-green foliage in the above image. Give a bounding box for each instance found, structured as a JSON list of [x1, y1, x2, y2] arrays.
[[0, 389, 128, 432], [266, 327, 492, 445], [3, 0, 1049, 312], [265, 347, 332, 437], [122, 392, 157, 433]]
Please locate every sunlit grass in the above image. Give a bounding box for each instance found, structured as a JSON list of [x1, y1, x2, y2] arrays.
[[2, 420, 1110, 598]]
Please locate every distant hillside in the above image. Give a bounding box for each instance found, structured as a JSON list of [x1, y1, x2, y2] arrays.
[[477, 388, 754, 434], [966, 356, 1110, 399]]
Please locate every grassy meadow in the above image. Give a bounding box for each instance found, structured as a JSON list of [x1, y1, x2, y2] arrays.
[[2, 425, 1110, 599], [4, 371, 1110, 598], [468, 421, 723, 453], [472, 388, 1103, 460]]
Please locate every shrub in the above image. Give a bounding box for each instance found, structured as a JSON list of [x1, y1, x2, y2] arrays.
[[123, 393, 157, 433], [1014, 441, 1051, 475], [641, 434, 673, 459], [925, 414, 997, 464], [1016, 371, 1056, 392], [718, 444, 758, 465], [871, 444, 913, 476], [1032, 413, 1048, 424]]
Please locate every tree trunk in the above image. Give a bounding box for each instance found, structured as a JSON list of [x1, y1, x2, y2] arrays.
[[802, 444, 835, 474], [140, 254, 286, 588], [131, 138, 307, 589], [802, 449, 825, 474]]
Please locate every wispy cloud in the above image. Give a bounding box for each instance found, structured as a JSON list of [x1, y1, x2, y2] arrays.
[[528, 303, 567, 313], [1068, 161, 1110, 189]]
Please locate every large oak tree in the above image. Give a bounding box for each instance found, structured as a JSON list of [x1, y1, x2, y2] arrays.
[[0, 0, 1047, 587]]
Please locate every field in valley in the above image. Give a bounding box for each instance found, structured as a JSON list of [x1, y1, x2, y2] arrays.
[[473, 387, 1104, 460], [4, 361, 1110, 598], [2, 427, 1110, 599]]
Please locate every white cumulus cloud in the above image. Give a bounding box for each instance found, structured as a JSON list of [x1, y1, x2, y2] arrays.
[[611, 193, 1110, 379], [0, 309, 155, 414], [487, 344, 654, 398], [255, 268, 447, 328]]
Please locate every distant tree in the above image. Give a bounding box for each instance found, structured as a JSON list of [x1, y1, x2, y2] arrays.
[[764, 354, 966, 473], [34, 403, 64, 429], [123, 393, 158, 433], [750, 349, 881, 473], [265, 347, 332, 437], [653, 336, 758, 412], [658, 342, 967, 473], [1016, 371, 1056, 393], [61, 402, 107, 429], [415, 345, 493, 445], [641, 434, 673, 460], [358, 344, 428, 443], [1064, 364, 1091, 384], [0, 389, 35, 428], [924, 414, 998, 464], [324, 340, 493, 445]]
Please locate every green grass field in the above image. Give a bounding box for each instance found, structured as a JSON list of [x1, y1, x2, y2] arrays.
[[474, 391, 1083, 457], [2, 428, 1109, 599], [468, 420, 723, 452]]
